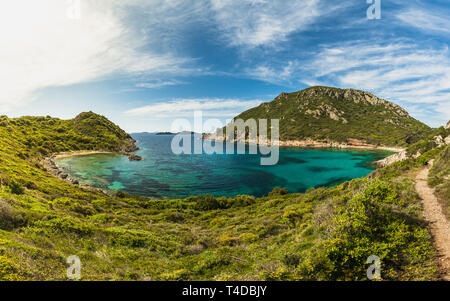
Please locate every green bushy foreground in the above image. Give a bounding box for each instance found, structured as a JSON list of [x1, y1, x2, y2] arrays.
[[0, 112, 445, 281]]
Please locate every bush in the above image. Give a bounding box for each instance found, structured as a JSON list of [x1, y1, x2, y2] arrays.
[[115, 191, 127, 198], [0, 200, 26, 230], [0, 255, 21, 281], [9, 180, 24, 195], [226, 195, 256, 208], [194, 195, 221, 211], [300, 180, 436, 280], [110, 232, 148, 248], [268, 187, 288, 197], [239, 233, 258, 243]]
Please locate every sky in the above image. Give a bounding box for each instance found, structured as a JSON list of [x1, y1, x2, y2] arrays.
[[1, 0, 449, 132]]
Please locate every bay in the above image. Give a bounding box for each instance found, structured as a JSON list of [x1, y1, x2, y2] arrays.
[[55, 133, 393, 199]]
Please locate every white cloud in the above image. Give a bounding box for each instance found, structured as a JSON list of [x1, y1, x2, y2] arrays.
[[210, 0, 324, 48], [397, 8, 450, 34], [0, 0, 192, 112], [136, 80, 187, 89], [125, 98, 263, 118], [304, 41, 450, 126], [246, 61, 301, 86]]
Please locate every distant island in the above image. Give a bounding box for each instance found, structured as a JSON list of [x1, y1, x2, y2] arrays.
[[156, 131, 202, 135]]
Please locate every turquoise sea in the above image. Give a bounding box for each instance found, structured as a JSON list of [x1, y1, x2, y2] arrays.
[[55, 133, 393, 199]]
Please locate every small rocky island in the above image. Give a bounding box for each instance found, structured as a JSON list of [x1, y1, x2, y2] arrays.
[[128, 153, 142, 161]]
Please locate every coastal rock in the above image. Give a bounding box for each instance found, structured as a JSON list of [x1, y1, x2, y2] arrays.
[[375, 151, 408, 167], [128, 154, 143, 161], [205, 135, 404, 152]]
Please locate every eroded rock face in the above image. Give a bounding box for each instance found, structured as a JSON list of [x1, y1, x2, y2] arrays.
[[435, 135, 445, 147], [296, 87, 410, 118], [446, 120, 450, 129], [375, 151, 408, 167], [304, 104, 348, 123], [275, 93, 289, 101]]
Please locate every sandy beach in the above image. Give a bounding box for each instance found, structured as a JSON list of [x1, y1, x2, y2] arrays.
[[52, 150, 116, 159]]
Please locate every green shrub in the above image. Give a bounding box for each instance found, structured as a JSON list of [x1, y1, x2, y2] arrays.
[[9, 180, 24, 195], [110, 232, 148, 248], [115, 191, 127, 198], [0, 255, 21, 281], [194, 195, 221, 211], [268, 187, 288, 196], [0, 200, 26, 230]]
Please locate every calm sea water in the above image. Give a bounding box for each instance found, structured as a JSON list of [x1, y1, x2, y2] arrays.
[[55, 133, 393, 199]]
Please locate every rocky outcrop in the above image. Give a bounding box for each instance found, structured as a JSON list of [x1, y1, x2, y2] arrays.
[[121, 138, 140, 153], [374, 150, 408, 167], [296, 87, 410, 118], [435, 135, 445, 147], [375, 131, 450, 167], [305, 104, 348, 124], [128, 154, 143, 161]]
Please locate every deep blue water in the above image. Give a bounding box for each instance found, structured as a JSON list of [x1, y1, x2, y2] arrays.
[[55, 133, 393, 199]]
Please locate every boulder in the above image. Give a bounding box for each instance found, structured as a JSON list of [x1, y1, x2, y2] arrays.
[[128, 154, 143, 161]]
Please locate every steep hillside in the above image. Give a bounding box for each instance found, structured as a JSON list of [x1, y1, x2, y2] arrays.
[[0, 112, 136, 159], [226, 86, 431, 147], [0, 111, 445, 281], [0, 112, 137, 197]]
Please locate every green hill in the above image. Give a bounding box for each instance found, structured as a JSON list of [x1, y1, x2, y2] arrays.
[[0, 111, 136, 158], [0, 110, 447, 281], [230, 86, 431, 147]]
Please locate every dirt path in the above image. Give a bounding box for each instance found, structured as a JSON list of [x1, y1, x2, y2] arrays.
[[415, 160, 450, 281]]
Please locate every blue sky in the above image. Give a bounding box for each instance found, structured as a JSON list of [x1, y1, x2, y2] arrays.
[[1, 0, 449, 132]]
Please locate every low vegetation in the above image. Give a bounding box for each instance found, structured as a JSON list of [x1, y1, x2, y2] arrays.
[[428, 145, 450, 218], [0, 111, 446, 281]]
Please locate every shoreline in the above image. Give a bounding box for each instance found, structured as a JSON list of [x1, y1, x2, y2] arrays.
[[53, 150, 117, 159], [42, 150, 138, 195], [276, 141, 403, 152], [42, 140, 401, 196], [203, 137, 405, 152]]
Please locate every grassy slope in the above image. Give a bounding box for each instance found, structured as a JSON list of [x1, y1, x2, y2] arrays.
[[405, 124, 449, 218], [233, 86, 431, 147], [0, 112, 444, 281], [428, 145, 450, 219]]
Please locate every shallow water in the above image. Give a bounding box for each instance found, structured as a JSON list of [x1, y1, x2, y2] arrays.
[[55, 133, 393, 198]]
